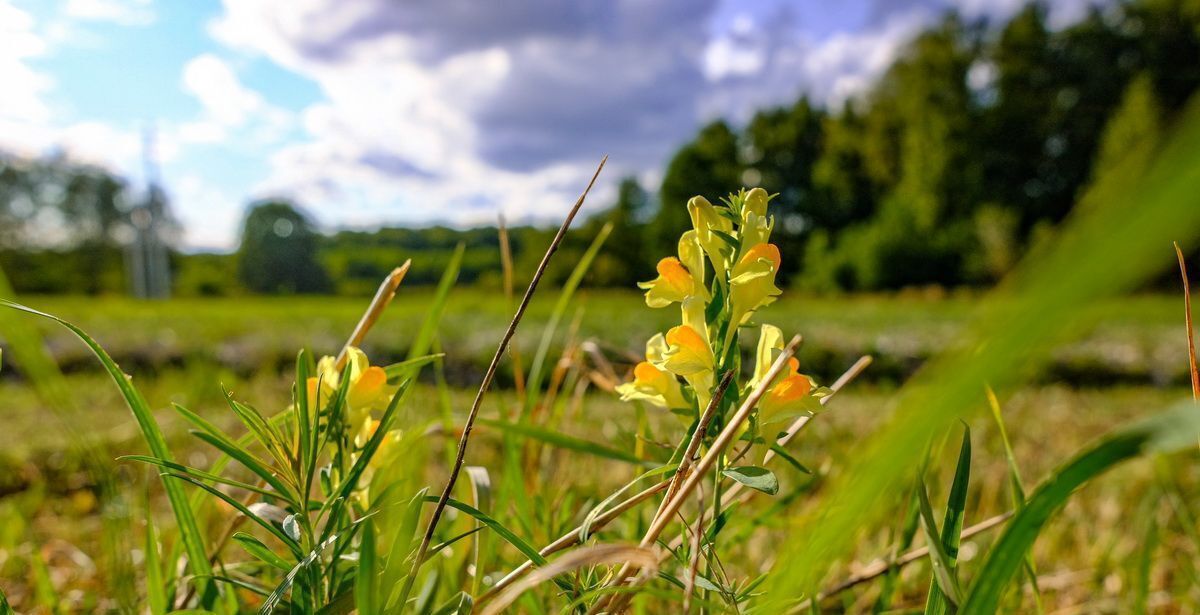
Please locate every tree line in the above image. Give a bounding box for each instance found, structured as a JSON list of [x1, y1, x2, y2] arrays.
[[0, 0, 1197, 296]]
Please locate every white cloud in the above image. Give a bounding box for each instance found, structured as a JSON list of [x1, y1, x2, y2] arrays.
[[178, 53, 292, 144], [0, 0, 53, 126], [172, 174, 245, 250], [62, 0, 155, 26]]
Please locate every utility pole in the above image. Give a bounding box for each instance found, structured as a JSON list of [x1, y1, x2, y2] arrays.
[[126, 126, 172, 298]]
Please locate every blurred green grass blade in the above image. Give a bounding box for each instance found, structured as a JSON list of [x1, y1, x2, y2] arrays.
[[874, 484, 922, 613], [925, 426, 971, 615], [356, 520, 379, 615], [523, 222, 612, 411], [408, 242, 464, 361], [121, 455, 280, 499], [761, 95, 1200, 607], [477, 417, 649, 465], [985, 388, 1043, 612], [0, 300, 212, 582], [0, 584, 10, 615], [144, 499, 167, 615], [1132, 495, 1159, 615], [422, 495, 548, 566], [960, 400, 1200, 614], [916, 478, 962, 607], [580, 464, 676, 541], [384, 354, 444, 381], [233, 532, 292, 572]]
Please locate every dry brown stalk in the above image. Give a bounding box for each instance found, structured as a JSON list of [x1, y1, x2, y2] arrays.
[[1175, 242, 1199, 401], [400, 156, 607, 604], [649, 369, 737, 527], [334, 261, 410, 370]]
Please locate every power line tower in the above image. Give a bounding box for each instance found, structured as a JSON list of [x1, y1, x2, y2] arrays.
[[126, 127, 173, 298]]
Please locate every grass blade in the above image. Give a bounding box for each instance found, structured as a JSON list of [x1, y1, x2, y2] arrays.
[[478, 417, 650, 466], [0, 300, 211, 583], [916, 478, 962, 607], [925, 426, 971, 615], [356, 520, 379, 615], [961, 400, 1200, 614], [523, 221, 613, 412], [408, 242, 464, 361]]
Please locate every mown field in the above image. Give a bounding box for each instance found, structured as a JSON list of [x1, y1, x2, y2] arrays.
[[0, 290, 1197, 612]]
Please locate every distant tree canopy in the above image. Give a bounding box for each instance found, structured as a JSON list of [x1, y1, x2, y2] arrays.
[[638, 0, 1200, 291], [237, 201, 331, 294]]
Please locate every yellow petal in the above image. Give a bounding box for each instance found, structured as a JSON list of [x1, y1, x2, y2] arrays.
[[753, 324, 785, 385], [688, 196, 734, 276], [349, 365, 387, 408], [743, 187, 770, 218]]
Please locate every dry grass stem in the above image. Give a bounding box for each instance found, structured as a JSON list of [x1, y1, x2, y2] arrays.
[[401, 156, 607, 603], [479, 544, 659, 615], [1175, 242, 1199, 401], [335, 260, 410, 370]]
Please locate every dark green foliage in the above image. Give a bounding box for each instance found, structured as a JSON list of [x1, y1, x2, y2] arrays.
[[236, 201, 332, 294]]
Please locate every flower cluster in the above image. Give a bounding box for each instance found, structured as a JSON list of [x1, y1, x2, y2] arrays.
[[617, 188, 824, 429]]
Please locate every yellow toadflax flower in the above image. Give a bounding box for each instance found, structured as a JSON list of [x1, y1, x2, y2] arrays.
[[309, 347, 394, 447], [616, 334, 689, 410], [656, 297, 715, 407], [638, 231, 708, 307], [749, 324, 817, 425], [729, 242, 782, 329], [688, 196, 734, 281]]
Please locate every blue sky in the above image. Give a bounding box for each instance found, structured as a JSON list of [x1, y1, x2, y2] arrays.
[[0, 0, 1096, 251]]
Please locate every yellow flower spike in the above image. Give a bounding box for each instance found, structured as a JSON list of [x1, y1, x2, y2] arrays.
[[688, 195, 734, 280], [729, 243, 783, 327]]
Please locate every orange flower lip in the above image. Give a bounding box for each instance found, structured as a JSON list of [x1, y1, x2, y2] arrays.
[[666, 325, 708, 353], [634, 361, 665, 385], [740, 243, 781, 270], [657, 257, 693, 294], [770, 373, 811, 403], [349, 365, 387, 406]]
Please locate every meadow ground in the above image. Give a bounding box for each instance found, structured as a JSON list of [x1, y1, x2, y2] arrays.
[[0, 290, 1197, 611]]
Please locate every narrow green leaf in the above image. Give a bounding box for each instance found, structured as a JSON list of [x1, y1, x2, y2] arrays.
[[187, 431, 296, 503], [120, 455, 280, 499], [356, 521, 379, 615], [961, 401, 1200, 614], [144, 500, 166, 615], [524, 222, 612, 411], [925, 426, 971, 615], [422, 496, 548, 567], [430, 591, 473, 615], [723, 466, 779, 496], [167, 473, 301, 557], [383, 354, 444, 382], [408, 242, 464, 361], [768, 444, 813, 475], [478, 417, 650, 466], [916, 478, 962, 607], [233, 532, 292, 572]]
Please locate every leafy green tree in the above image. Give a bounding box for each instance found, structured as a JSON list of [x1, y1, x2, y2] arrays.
[[236, 200, 331, 294], [652, 121, 742, 254]]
